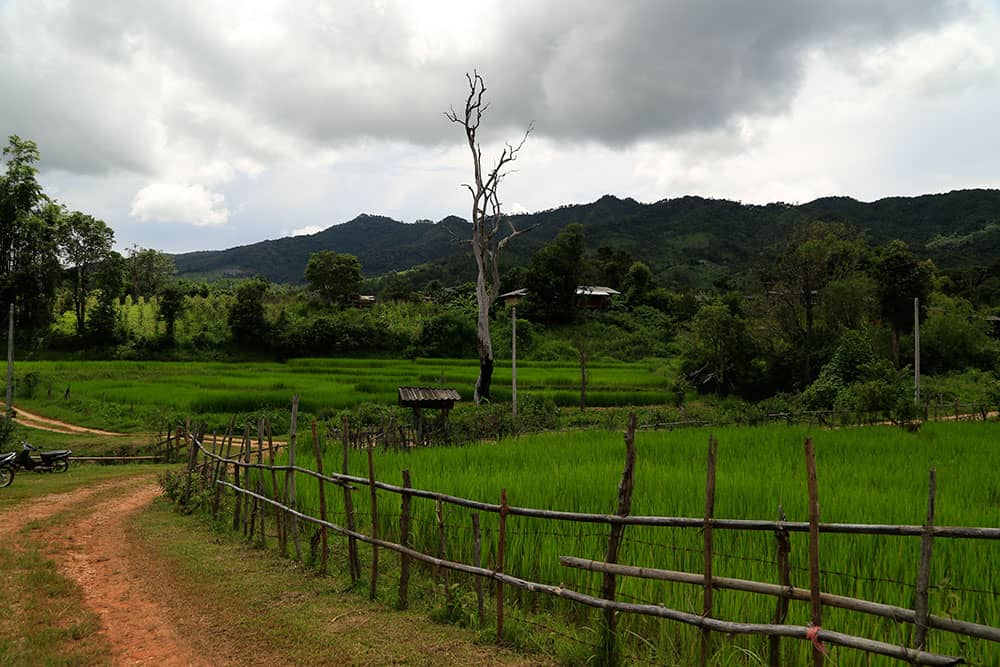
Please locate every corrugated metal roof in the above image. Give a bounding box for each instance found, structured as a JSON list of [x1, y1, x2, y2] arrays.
[[576, 286, 621, 296], [398, 387, 461, 403]]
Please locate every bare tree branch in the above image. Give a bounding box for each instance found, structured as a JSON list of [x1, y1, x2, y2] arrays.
[[448, 72, 534, 403]]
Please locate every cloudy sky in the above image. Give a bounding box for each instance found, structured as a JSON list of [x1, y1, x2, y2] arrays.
[[2, 0, 999, 253]]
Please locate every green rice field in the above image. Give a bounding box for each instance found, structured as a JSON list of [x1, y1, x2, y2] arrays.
[[11, 358, 676, 432], [279, 421, 1000, 665]]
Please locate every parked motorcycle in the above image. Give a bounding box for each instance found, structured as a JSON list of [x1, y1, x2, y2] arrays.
[[12, 441, 71, 473], [0, 451, 14, 487]]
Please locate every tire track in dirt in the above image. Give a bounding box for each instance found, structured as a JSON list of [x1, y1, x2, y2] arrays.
[[45, 478, 209, 667], [0, 480, 124, 538]]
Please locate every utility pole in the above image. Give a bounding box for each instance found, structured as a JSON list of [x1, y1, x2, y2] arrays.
[[511, 306, 517, 419], [914, 297, 921, 405], [6, 304, 13, 417]]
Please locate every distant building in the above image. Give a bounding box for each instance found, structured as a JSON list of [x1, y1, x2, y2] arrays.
[[497, 286, 621, 310], [575, 285, 621, 309]]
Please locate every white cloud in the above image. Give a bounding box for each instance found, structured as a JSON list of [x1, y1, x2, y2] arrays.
[[129, 183, 230, 226], [290, 225, 324, 236], [5, 0, 1000, 251]]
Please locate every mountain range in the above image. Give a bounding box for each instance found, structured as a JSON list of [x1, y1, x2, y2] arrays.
[[172, 189, 1000, 288]]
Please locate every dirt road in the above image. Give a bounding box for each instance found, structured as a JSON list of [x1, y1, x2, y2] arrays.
[[3, 475, 206, 666]]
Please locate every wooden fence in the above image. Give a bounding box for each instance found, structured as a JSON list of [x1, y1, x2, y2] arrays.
[[180, 401, 998, 666]]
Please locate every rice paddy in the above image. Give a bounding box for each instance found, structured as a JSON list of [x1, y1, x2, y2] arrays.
[[281, 420, 1000, 665], [11, 358, 676, 431]]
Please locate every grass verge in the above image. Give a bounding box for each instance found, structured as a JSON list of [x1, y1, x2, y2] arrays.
[[128, 496, 550, 666]]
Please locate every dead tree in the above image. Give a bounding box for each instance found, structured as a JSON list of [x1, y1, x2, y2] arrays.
[[446, 71, 533, 404]]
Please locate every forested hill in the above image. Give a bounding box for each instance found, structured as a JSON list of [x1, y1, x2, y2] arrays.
[[172, 188, 1000, 287]]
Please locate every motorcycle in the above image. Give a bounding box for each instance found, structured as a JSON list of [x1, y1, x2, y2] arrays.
[[12, 441, 71, 473], [0, 451, 14, 487]]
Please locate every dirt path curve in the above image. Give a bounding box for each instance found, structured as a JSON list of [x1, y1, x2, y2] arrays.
[[50, 479, 207, 667], [1, 401, 127, 436], [60, 479, 211, 667], [1, 475, 206, 666]]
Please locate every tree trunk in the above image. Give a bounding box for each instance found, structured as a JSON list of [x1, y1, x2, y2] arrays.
[[891, 326, 900, 369], [474, 269, 494, 403]]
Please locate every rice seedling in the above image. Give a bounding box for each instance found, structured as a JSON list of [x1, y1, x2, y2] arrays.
[[280, 421, 1000, 665]]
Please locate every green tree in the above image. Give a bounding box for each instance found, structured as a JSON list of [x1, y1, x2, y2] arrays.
[[590, 246, 633, 290], [59, 211, 114, 335], [157, 282, 187, 343], [622, 261, 654, 306], [683, 302, 751, 395], [766, 222, 867, 386], [0, 136, 62, 334], [524, 224, 585, 323], [873, 240, 933, 368], [87, 251, 127, 344], [305, 251, 362, 305], [228, 278, 269, 347], [125, 245, 175, 299], [921, 293, 997, 373], [381, 272, 414, 302]]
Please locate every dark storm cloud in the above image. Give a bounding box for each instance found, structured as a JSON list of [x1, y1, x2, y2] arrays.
[[0, 0, 970, 177]]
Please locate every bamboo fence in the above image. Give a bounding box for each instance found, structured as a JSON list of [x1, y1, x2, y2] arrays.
[[182, 402, 998, 666]]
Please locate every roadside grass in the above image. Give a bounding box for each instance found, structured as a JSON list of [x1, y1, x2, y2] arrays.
[[130, 497, 551, 666], [0, 545, 108, 666]]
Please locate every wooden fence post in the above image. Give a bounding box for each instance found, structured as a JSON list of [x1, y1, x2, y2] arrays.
[[243, 422, 253, 537], [701, 435, 718, 667], [367, 442, 379, 601], [342, 415, 360, 583], [804, 438, 825, 667], [437, 498, 452, 608], [913, 469, 937, 652], [397, 469, 412, 610], [232, 423, 246, 533], [211, 418, 235, 518], [769, 505, 792, 667], [311, 419, 329, 575], [267, 418, 285, 557], [599, 413, 637, 666], [287, 396, 302, 561], [183, 417, 196, 506], [472, 512, 485, 625], [255, 418, 265, 544], [497, 488, 508, 643]]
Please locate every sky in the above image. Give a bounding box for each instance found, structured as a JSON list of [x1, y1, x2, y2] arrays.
[[1, 0, 999, 254]]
